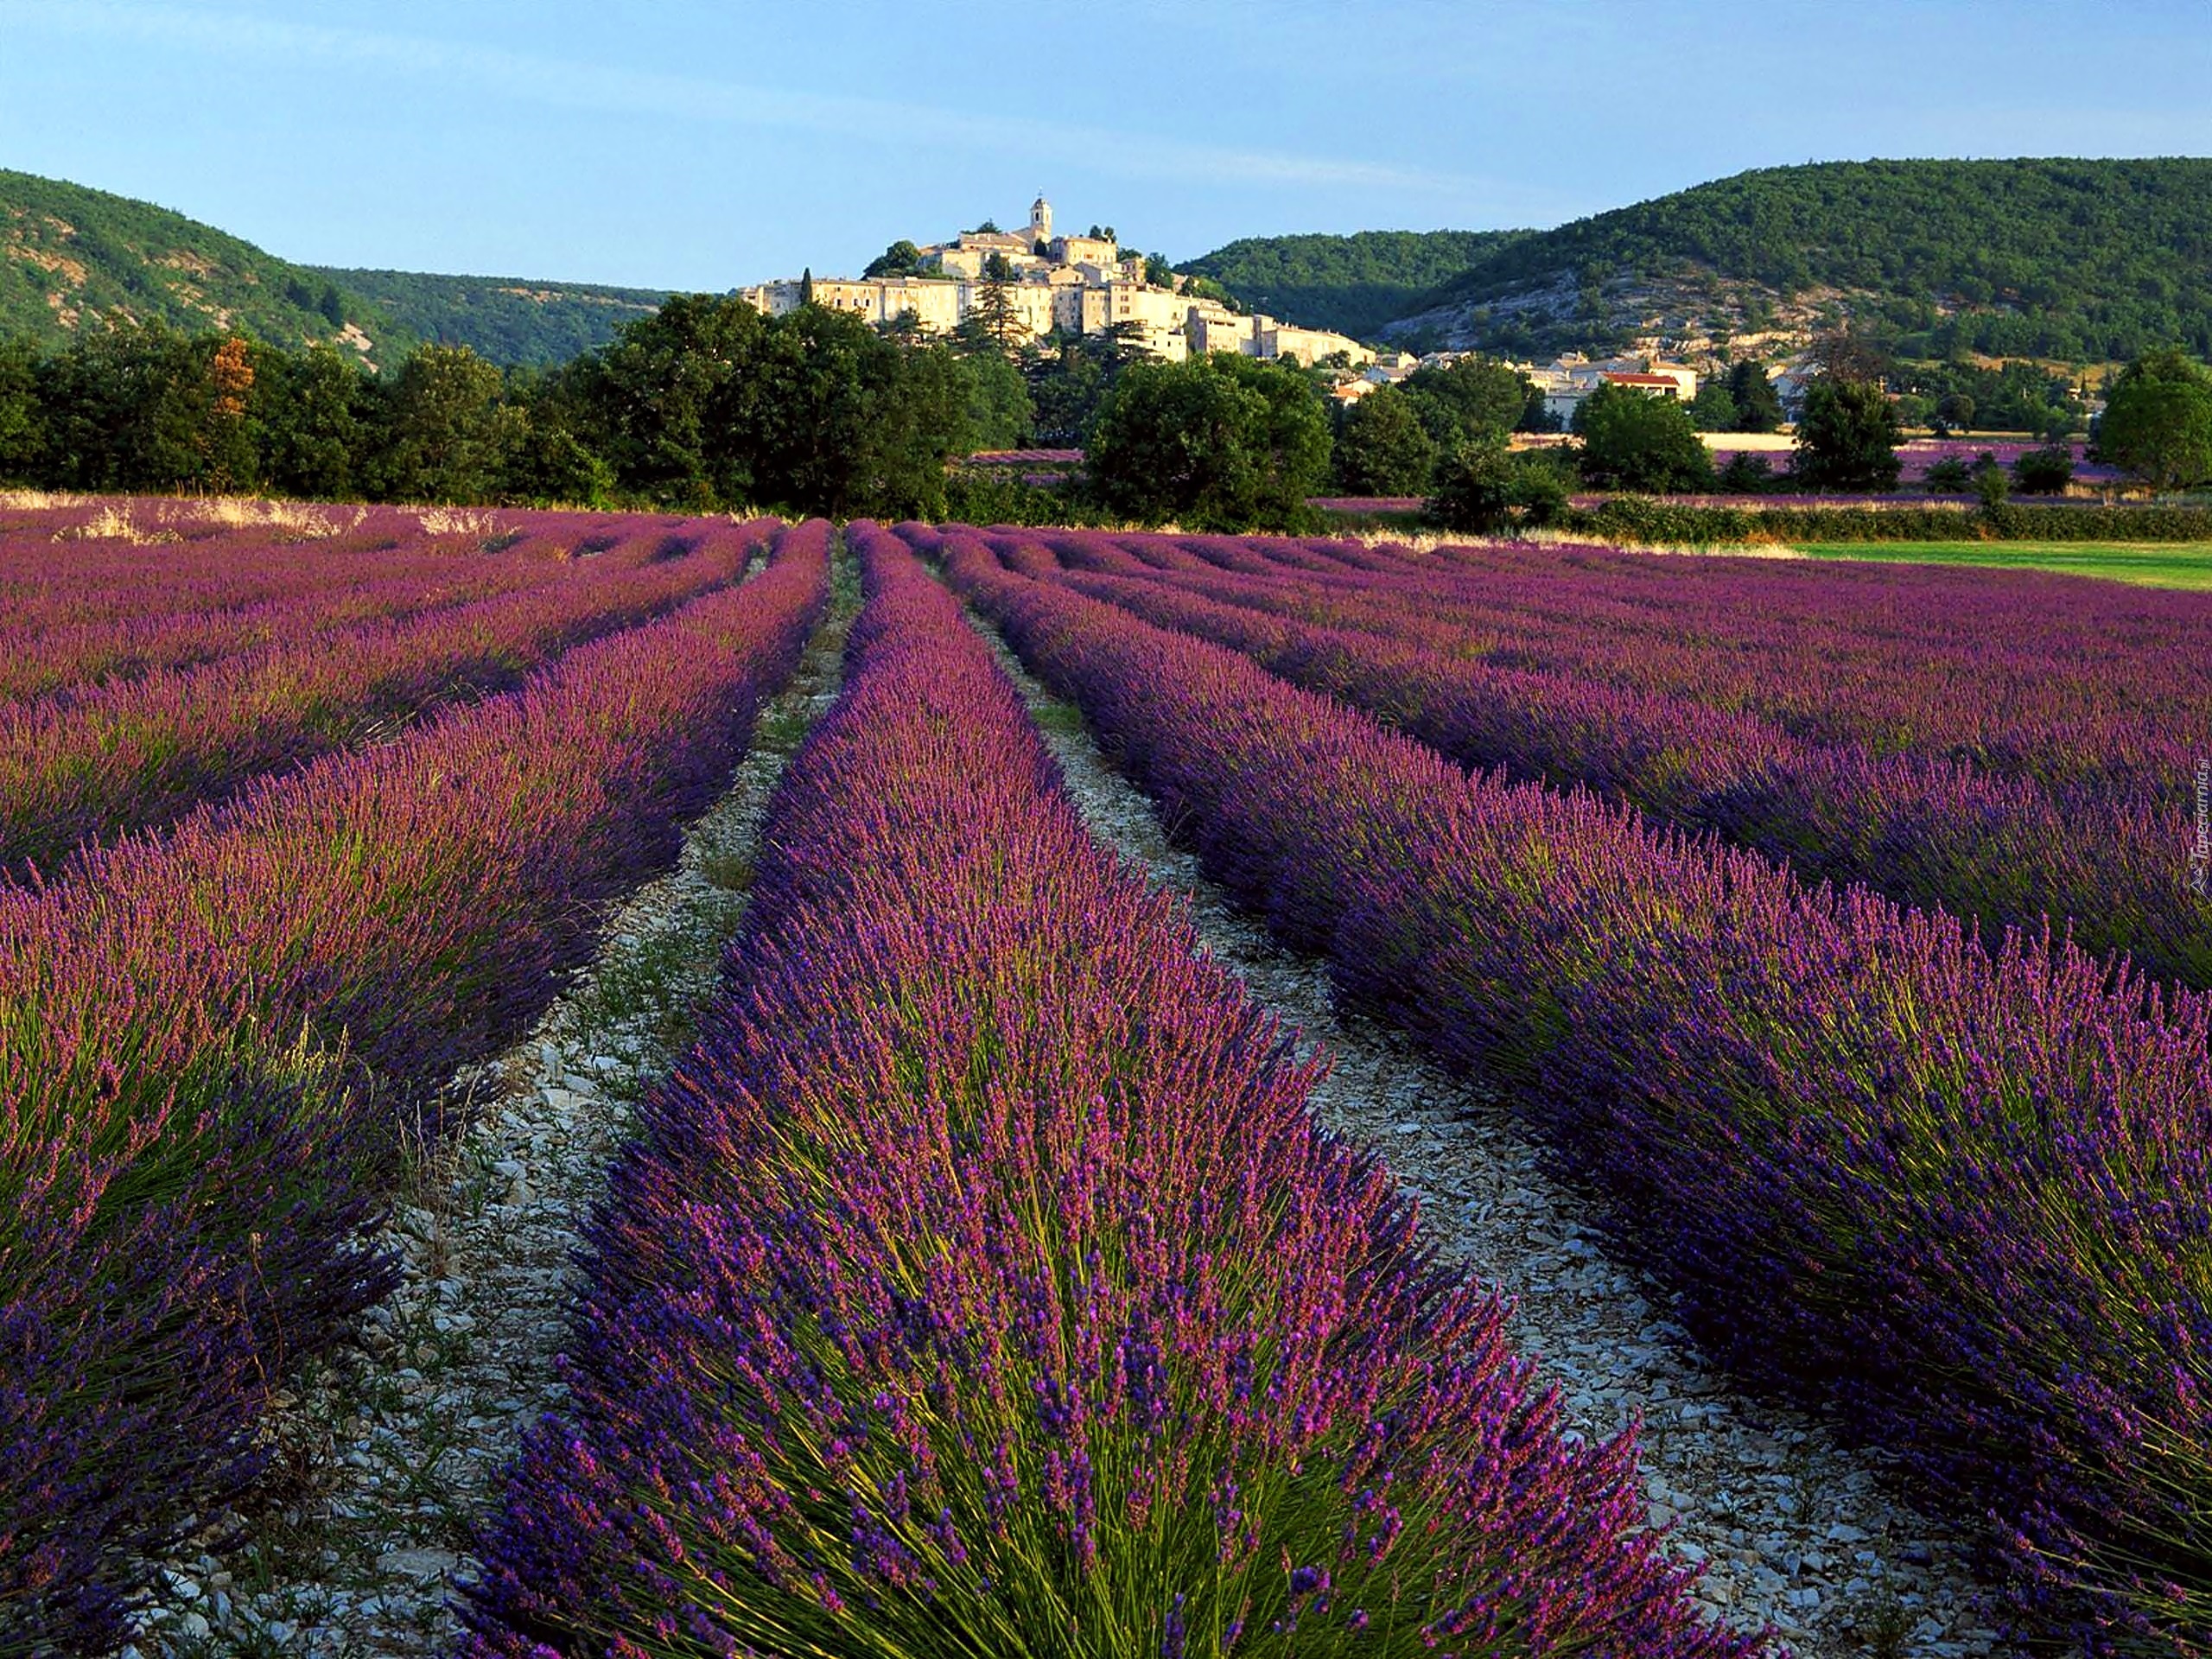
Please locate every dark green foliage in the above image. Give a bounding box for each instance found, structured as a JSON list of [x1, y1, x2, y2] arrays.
[[1717, 450, 1775, 493], [1428, 441, 1573, 533], [958, 347, 1034, 450], [1936, 391, 1978, 434], [1897, 359, 2081, 436], [1398, 355, 1536, 450], [317, 269, 667, 369], [1565, 498, 2212, 546], [1924, 457, 1974, 493], [1793, 379, 1904, 491], [1726, 361, 1784, 432], [1975, 461, 2011, 512], [1087, 353, 1330, 531], [943, 468, 1104, 527], [556, 294, 767, 508], [31, 321, 238, 493], [2099, 349, 2212, 492], [0, 338, 41, 480], [251, 343, 375, 499], [0, 289, 1001, 519], [1332, 385, 1436, 495], [2011, 443, 2075, 495], [862, 239, 924, 279], [1573, 383, 1714, 492], [1406, 159, 2212, 362], [1688, 380, 1738, 431], [371, 344, 525, 504], [1177, 229, 1525, 338]]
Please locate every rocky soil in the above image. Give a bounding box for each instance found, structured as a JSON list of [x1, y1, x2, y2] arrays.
[[123, 567, 855, 1659], [976, 615, 2007, 1659]]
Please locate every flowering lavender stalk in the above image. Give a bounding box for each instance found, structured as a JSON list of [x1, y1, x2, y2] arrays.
[[938, 530, 2212, 1653], [0, 521, 829, 1656], [461, 524, 1754, 1659]]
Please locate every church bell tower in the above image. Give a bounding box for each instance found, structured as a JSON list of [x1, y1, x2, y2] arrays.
[[1029, 193, 1053, 247]]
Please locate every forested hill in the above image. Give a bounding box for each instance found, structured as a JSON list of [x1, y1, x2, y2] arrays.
[[0, 169, 672, 368], [0, 169, 391, 364], [1388, 157, 2212, 362], [1176, 230, 1522, 340], [315, 269, 670, 369]]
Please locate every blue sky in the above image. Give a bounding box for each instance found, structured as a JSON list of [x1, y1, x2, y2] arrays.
[[3, 0, 2209, 289]]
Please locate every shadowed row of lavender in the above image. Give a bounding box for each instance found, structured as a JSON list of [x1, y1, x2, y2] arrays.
[[461, 527, 1757, 1658], [0, 524, 829, 1654], [936, 526, 2212, 1652]]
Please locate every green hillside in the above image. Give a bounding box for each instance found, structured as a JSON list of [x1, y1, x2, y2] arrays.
[[0, 169, 671, 369], [1393, 157, 2212, 361], [1176, 230, 1522, 340], [315, 269, 671, 368], [0, 168, 394, 364]]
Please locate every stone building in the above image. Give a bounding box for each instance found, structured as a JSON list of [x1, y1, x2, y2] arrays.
[[735, 195, 1373, 368]]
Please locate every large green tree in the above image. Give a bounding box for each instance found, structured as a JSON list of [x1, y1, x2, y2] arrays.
[[372, 343, 524, 503], [31, 321, 252, 493], [1398, 356, 1534, 450], [251, 341, 373, 499], [863, 239, 924, 278], [1332, 385, 1436, 495], [1791, 378, 1904, 491], [1572, 382, 1713, 492], [1088, 353, 1329, 531], [2098, 349, 2212, 493], [1428, 439, 1571, 533], [556, 293, 766, 507]]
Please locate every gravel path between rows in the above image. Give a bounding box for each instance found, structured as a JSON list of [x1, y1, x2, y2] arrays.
[[969, 607, 2007, 1659], [125, 558, 858, 1659]]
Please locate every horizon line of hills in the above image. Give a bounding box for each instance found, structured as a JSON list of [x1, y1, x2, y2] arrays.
[[3, 156, 2209, 372]]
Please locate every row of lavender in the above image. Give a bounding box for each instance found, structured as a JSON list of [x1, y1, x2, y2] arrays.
[[1026, 531, 2211, 992], [0, 516, 774, 875], [933, 528, 2212, 1653], [1342, 534, 2198, 809], [0, 514, 619, 697], [1218, 531, 2200, 807], [0, 503, 563, 644], [461, 526, 1755, 1659], [0, 524, 830, 1656]]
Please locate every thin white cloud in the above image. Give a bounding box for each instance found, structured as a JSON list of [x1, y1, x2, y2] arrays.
[[0, 0, 1514, 200]]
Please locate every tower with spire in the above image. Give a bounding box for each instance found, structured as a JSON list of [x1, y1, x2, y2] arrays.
[[1029, 193, 1053, 248]]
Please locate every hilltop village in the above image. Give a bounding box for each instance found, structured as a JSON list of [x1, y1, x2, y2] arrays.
[[738, 195, 1374, 366]]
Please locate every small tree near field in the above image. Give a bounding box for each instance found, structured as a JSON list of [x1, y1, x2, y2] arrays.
[[1791, 378, 1903, 491], [1088, 353, 1329, 531], [1572, 382, 1713, 492], [1332, 385, 1436, 496]]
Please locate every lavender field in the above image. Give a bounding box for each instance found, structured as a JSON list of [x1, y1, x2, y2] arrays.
[[2, 498, 2206, 1657]]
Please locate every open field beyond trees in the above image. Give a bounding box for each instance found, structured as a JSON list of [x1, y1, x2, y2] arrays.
[[1789, 538, 2212, 589], [1, 497, 2208, 1659]]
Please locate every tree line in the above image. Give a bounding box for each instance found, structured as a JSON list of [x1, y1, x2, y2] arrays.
[[3, 293, 2206, 533]]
